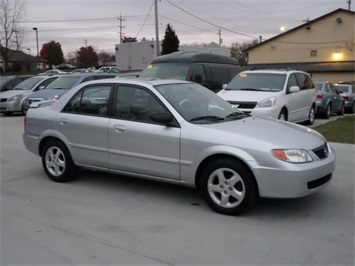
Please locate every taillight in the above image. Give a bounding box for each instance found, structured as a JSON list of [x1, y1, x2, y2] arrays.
[[316, 92, 324, 99], [343, 96, 348, 101]]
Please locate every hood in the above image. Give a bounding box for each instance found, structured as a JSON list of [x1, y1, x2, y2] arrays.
[[27, 89, 68, 99], [0, 90, 26, 98], [198, 116, 325, 151], [217, 89, 279, 102]]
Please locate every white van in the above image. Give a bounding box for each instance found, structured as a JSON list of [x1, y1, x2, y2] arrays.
[[217, 69, 317, 125]]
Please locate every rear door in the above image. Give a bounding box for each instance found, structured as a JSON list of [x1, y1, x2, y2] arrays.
[[295, 73, 315, 120]]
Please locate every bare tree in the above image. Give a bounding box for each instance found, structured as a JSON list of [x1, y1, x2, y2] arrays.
[[0, 0, 25, 72]]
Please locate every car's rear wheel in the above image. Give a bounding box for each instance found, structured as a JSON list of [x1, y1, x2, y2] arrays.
[[41, 139, 76, 182], [199, 158, 257, 215], [337, 103, 345, 116], [350, 102, 355, 114]]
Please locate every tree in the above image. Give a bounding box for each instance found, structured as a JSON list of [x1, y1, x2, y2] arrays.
[[76, 46, 98, 68], [0, 0, 25, 72], [122, 36, 137, 43], [230, 39, 258, 66], [161, 24, 179, 55], [40, 40, 64, 68], [98, 51, 115, 66]]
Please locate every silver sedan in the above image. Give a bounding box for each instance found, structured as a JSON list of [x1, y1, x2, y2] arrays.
[[23, 79, 335, 215]]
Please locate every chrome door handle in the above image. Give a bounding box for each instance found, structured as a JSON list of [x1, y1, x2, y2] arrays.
[[114, 124, 126, 133], [59, 118, 69, 125]]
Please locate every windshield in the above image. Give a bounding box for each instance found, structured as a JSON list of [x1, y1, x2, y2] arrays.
[[139, 63, 190, 80], [155, 82, 247, 123], [226, 73, 286, 92], [15, 77, 44, 90], [46, 76, 82, 90]]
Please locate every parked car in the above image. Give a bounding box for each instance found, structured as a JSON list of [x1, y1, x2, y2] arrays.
[[139, 51, 243, 93], [0, 75, 33, 92], [98, 66, 120, 73], [38, 70, 67, 76], [334, 82, 355, 113], [0, 75, 59, 115], [217, 69, 317, 125], [314, 81, 345, 118], [24, 73, 118, 112], [23, 79, 335, 215]]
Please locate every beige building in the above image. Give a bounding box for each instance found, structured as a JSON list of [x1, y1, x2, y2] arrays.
[[246, 8, 355, 83]]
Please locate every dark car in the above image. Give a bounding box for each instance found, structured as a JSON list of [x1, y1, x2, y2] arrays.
[[139, 51, 243, 93], [314, 81, 345, 119], [24, 73, 118, 112], [0, 75, 33, 92]]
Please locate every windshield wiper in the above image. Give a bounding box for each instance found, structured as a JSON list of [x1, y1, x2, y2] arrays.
[[238, 88, 260, 91], [190, 115, 225, 122], [225, 112, 250, 120]]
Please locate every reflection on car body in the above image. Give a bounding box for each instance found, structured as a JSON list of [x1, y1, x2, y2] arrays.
[[23, 79, 335, 215]]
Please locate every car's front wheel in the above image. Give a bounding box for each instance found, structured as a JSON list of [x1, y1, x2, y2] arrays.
[[337, 103, 345, 116], [278, 109, 287, 121], [199, 158, 257, 215], [41, 139, 76, 182], [323, 104, 331, 119], [304, 106, 315, 125]]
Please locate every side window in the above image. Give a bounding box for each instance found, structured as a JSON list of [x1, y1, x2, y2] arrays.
[[113, 85, 165, 123], [330, 84, 338, 94], [189, 64, 207, 87], [63, 84, 111, 116], [325, 84, 332, 93], [35, 77, 57, 91], [296, 73, 312, 90], [287, 74, 298, 93], [209, 65, 231, 92]]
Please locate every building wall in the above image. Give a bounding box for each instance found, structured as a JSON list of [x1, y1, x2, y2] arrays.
[[248, 10, 355, 64]]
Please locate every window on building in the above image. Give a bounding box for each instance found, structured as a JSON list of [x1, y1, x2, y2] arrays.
[[310, 50, 317, 57]]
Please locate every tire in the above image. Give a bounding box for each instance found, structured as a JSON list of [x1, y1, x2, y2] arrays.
[[350, 102, 355, 114], [336, 103, 344, 116], [304, 106, 315, 125], [278, 109, 287, 121], [199, 158, 257, 215], [41, 139, 76, 182], [323, 104, 331, 119]]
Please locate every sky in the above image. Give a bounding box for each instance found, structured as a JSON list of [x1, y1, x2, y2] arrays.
[[19, 0, 350, 57]]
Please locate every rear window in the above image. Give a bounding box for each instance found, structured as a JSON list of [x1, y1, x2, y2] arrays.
[[335, 85, 350, 93], [46, 76, 82, 90], [139, 63, 190, 80]]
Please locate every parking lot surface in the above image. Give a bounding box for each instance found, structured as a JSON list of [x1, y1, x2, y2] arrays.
[[1, 115, 354, 265]]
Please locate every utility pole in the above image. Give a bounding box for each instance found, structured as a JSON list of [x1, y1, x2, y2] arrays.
[[154, 0, 160, 56], [346, 0, 351, 10], [83, 39, 88, 47], [217, 29, 222, 47], [118, 13, 125, 43]]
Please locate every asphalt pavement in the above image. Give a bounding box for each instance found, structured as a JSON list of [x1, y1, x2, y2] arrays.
[[1, 115, 354, 265]]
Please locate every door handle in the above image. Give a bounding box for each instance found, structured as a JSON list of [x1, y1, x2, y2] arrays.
[[114, 124, 126, 133], [59, 118, 69, 125]]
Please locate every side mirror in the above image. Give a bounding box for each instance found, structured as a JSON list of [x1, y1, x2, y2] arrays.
[[289, 86, 300, 93], [151, 112, 173, 125], [222, 84, 228, 90]]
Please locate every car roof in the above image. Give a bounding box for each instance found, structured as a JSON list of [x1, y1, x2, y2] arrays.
[[81, 77, 192, 87], [243, 69, 307, 74]]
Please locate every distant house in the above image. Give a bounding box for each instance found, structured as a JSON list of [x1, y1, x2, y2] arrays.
[[0, 47, 44, 72], [245, 8, 355, 83]]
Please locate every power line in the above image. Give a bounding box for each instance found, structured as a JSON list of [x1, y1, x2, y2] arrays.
[[135, 0, 154, 38], [166, 0, 256, 39]]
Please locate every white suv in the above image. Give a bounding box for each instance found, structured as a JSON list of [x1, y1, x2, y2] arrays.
[[217, 69, 316, 125]]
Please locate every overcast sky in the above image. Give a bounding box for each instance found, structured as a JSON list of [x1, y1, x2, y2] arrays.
[[20, 0, 350, 57]]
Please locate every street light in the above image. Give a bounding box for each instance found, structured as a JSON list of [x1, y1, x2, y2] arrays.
[[33, 27, 39, 69]]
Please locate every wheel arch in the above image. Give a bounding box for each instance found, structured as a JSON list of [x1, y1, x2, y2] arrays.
[[194, 154, 259, 196], [39, 136, 67, 157]]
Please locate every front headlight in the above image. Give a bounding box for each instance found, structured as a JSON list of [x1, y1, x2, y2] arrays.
[[256, 97, 277, 108], [8, 94, 24, 102], [272, 149, 313, 163], [46, 95, 60, 100]]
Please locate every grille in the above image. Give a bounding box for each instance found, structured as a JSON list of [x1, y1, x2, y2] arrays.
[[228, 101, 258, 109], [312, 143, 329, 159], [27, 98, 43, 106], [0, 98, 7, 102]]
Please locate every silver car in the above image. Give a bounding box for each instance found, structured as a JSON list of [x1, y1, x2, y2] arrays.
[[0, 75, 58, 115], [334, 83, 355, 113], [23, 79, 335, 215]]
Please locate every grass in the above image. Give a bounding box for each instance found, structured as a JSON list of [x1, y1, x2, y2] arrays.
[[313, 116, 355, 144]]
